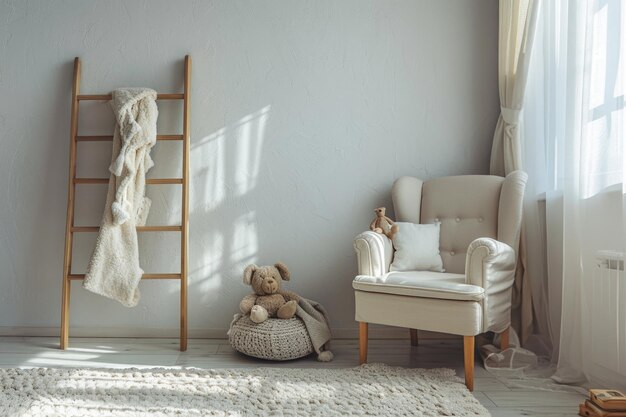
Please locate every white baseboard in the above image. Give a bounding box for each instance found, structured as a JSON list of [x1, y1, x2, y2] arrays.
[[0, 325, 456, 340]]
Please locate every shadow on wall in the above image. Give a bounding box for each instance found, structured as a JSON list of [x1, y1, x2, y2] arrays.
[[188, 106, 271, 308]]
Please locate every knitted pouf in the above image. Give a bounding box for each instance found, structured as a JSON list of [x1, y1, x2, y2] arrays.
[[229, 316, 314, 361]]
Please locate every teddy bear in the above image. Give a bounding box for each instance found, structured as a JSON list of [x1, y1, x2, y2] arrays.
[[239, 262, 301, 324], [370, 207, 399, 240]]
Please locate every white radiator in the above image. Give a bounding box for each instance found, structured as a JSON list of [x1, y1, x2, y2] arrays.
[[592, 250, 626, 383]]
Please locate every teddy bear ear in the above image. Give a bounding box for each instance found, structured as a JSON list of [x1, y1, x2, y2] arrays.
[[243, 264, 258, 285], [274, 262, 291, 281]]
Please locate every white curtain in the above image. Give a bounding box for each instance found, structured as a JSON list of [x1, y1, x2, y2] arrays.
[[524, 0, 626, 389], [491, 0, 539, 177], [490, 0, 541, 345]]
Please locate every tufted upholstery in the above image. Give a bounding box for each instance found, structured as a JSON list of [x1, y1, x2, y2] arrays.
[[392, 173, 526, 273], [394, 176, 498, 273]]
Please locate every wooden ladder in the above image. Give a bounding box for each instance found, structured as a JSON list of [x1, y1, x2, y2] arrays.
[[60, 56, 191, 351]]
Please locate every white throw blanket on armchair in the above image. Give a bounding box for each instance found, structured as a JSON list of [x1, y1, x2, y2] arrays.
[[84, 88, 158, 307]]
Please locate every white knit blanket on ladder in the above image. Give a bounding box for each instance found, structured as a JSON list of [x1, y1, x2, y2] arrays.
[[84, 88, 158, 307]]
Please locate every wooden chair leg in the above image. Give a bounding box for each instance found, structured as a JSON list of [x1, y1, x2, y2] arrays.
[[463, 336, 475, 392], [410, 329, 418, 346], [359, 322, 368, 364], [500, 327, 510, 350]]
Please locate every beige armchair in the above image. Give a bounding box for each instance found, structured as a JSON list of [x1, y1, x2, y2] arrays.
[[352, 172, 527, 391]]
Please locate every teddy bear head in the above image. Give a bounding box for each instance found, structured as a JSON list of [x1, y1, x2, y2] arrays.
[[375, 207, 386, 216], [243, 262, 291, 295]]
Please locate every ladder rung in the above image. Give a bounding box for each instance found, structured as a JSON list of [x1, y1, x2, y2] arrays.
[[68, 273, 181, 280], [72, 225, 182, 232], [76, 135, 183, 142], [77, 94, 184, 101], [74, 178, 183, 184]]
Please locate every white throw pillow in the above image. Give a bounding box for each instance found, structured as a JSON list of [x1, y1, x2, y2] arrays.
[[390, 222, 444, 272]]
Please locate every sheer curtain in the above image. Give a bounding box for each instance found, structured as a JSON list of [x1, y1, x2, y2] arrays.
[[524, 0, 626, 389]]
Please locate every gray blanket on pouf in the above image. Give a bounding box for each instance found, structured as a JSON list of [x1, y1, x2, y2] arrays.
[[296, 298, 333, 361], [228, 298, 333, 361]]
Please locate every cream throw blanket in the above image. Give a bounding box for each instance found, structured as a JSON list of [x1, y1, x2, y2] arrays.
[[83, 89, 158, 307]]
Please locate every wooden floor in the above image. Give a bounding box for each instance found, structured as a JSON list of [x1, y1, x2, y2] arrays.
[[0, 337, 583, 416]]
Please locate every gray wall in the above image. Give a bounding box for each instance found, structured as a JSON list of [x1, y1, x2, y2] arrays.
[[0, 0, 499, 337]]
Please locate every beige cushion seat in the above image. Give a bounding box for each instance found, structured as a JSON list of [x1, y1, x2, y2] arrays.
[[352, 271, 485, 301]]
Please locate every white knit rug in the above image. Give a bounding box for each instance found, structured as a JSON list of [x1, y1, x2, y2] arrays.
[[0, 364, 489, 416]]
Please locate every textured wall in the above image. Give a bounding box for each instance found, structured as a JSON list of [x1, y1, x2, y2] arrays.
[[0, 0, 499, 337]]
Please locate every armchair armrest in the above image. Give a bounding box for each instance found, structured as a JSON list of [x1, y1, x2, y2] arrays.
[[465, 237, 516, 333], [353, 231, 394, 276]]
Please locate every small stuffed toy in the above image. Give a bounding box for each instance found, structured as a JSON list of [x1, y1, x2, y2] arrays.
[[370, 207, 399, 240], [239, 262, 301, 324]]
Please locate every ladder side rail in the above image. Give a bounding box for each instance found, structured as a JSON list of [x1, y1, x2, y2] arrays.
[[60, 57, 81, 350], [180, 55, 191, 352]]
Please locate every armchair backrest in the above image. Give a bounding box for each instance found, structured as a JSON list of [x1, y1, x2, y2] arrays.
[[392, 171, 528, 274]]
